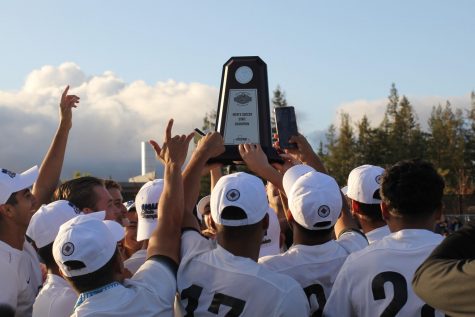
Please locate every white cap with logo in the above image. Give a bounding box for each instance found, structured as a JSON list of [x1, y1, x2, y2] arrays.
[[284, 165, 342, 230], [27, 200, 105, 248], [342, 165, 384, 204], [0, 166, 39, 204], [53, 214, 124, 277], [135, 179, 164, 241], [210, 172, 268, 226]]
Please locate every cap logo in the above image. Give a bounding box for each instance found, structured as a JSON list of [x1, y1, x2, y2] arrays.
[[375, 175, 382, 184], [318, 205, 331, 218], [68, 202, 81, 214], [1, 169, 16, 179], [61, 242, 75, 256], [141, 203, 158, 219], [226, 189, 240, 202]]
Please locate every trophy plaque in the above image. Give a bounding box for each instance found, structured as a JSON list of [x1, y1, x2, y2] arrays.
[[210, 56, 281, 164]]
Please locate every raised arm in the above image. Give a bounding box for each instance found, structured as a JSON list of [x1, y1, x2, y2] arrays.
[[32, 86, 79, 209], [182, 132, 225, 230], [239, 144, 284, 191], [286, 133, 327, 174], [147, 119, 194, 264]]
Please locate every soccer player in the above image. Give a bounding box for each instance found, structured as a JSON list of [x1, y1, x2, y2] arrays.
[[259, 165, 368, 315], [324, 159, 446, 316], [176, 133, 310, 316], [342, 164, 390, 244], [0, 85, 79, 316], [52, 119, 192, 316]]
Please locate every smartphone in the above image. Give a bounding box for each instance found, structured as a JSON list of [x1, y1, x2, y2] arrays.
[[274, 106, 298, 149]]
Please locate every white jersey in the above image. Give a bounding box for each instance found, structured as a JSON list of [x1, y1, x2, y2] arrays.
[[259, 230, 367, 315], [124, 249, 147, 274], [178, 230, 310, 316], [366, 225, 390, 244], [73, 258, 176, 317], [32, 274, 77, 317], [0, 240, 42, 317], [324, 229, 445, 317]]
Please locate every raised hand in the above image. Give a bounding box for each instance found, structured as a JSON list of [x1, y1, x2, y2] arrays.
[[196, 132, 225, 160], [238, 143, 270, 174], [59, 85, 79, 130], [149, 119, 194, 167]]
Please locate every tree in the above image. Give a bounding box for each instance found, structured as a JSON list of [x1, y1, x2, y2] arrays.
[[427, 101, 465, 193], [324, 113, 356, 185], [272, 85, 288, 108], [271, 85, 290, 134]]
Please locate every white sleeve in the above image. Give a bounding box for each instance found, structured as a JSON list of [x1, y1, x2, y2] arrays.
[[46, 290, 77, 317], [323, 263, 354, 317], [337, 230, 368, 254], [180, 229, 214, 261], [0, 266, 18, 310], [276, 283, 310, 317], [130, 259, 177, 307]]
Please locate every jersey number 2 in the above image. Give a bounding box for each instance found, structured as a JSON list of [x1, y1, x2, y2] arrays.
[[371, 271, 443, 317], [181, 284, 246, 317]]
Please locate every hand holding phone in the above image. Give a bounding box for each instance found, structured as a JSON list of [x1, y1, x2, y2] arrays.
[[274, 106, 298, 149]]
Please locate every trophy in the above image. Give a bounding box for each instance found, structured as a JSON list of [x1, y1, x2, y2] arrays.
[[210, 56, 281, 164]]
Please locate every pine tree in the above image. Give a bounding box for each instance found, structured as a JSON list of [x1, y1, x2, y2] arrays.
[[324, 113, 356, 185], [271, 85, 289, 134]]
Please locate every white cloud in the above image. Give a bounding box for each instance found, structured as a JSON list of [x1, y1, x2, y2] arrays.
[[0, 62, 218, 180]]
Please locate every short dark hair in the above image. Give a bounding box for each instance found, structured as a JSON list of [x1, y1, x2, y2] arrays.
[[219, 206, 266, 239], [5, 192, 18, 205], [381, 159, 444, 218], [293, 221, 334, 238], [38, 243, 56, 268], [64, 248, 119, 293], [354, 201, 383, 222], [104, 180, 122, 191], [54, 176, 104, 210]]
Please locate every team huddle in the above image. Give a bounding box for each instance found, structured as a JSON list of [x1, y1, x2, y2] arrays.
[[0, 87, 472, 317]]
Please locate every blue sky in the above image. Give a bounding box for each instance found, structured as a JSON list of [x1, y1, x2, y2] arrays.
[[1, 1, 474, 179]]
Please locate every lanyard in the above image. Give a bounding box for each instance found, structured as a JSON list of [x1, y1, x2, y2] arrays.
[[74, 281, 121, 310]]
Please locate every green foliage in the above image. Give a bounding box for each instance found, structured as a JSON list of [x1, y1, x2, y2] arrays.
[[322, 84, 474, 194]]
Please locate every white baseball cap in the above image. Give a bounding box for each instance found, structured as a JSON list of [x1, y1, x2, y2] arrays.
[[342, 165, 384, 204], [123, 200, 136, 212], [259, 207, 281, 258], [27, 200, 105, 249], [210, 172, 268, 226], [196, 195, 211, 222], [53, 214, 124, 277], [284, 166, 342, 230], [135, 179, 164, 241], [282, 164, 315, 197], [0, 166, 39, 204]]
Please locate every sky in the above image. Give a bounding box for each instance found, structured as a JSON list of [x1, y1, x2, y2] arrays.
[[0, 1, 474, 180]]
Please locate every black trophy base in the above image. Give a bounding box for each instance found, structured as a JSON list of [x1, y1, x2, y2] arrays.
[[208, 145, 283, 165]]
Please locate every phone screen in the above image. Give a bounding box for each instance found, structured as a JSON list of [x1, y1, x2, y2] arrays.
[[274, 106, 298, 149]]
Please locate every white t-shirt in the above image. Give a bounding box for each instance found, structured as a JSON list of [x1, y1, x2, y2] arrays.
[[259, 230, 368, 315], [123, 249, 147, 275], [72, 258, 176, 317], [178, 230, 310, 316], [0, 240, 42, 317], [366, 225, 390, 244], [324, 229, 445, 317], [32, 274, 77, 317]]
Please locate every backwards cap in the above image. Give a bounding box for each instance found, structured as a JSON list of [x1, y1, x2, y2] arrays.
[[284, 165, 342, 230], [53, 215, 124, 277], [27, 200, 105, 248], [135, 179, 164, 241], [342, 165, 384, 204], [0, 166, 39, 204], [196, 195, 211, 222], [210, 172, 268, 226]]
